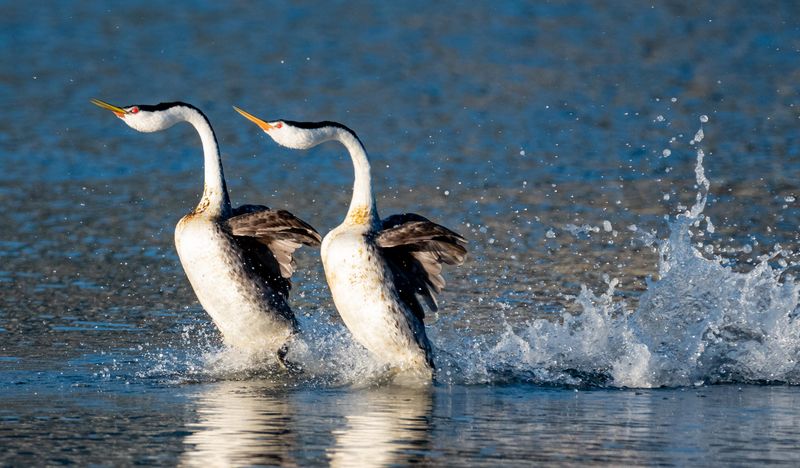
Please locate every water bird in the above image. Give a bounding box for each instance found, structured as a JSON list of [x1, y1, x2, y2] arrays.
[[234, 107, 466, 376], [91, 99, 321, 366]]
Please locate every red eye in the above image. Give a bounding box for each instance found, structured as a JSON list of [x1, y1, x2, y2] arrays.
[[130, 107, 139, 114], [275, 122, 283, 129]]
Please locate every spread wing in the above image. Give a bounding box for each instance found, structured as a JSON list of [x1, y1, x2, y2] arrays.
[[227, 204, 321, 284], [375, 213, 467, 321]]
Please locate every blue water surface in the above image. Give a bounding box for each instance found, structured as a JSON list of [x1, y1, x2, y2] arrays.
[[2, 0, 800, 465]]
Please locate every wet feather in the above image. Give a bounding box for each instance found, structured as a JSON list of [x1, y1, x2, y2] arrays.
[[375, 213, 467, 320], [227, 205, 322, 279]]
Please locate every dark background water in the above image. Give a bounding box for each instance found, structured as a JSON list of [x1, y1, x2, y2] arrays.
[[2, 0, 800, 465]]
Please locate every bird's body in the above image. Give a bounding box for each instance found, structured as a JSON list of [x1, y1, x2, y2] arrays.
[[235, 109, 466, 374], [321, 219, 433, 370], [92, 100, 320, 363], [174, 210, 296, 354]]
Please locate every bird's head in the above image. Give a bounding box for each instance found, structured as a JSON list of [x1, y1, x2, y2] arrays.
[[91, 99, 187, 133], [234, 106, 345, 150]]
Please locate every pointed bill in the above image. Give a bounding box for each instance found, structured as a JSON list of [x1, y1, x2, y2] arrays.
[[91, 98, 127, 117], [233, 106, 274, 131]]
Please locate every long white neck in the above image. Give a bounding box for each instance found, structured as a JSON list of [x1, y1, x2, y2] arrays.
[[333, 128, 379, 226], [178, 108, 231, 218], [272, 123, 380, 225]]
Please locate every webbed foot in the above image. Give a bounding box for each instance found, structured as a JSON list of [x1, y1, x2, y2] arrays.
[[277, 343, 303, 374]]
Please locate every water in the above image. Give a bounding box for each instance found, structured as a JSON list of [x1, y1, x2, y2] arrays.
[[3, 0, 800, 465], [4, 382, 799, 466]]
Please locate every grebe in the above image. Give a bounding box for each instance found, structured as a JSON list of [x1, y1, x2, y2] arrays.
[[234, 107, 466, 376], [91, 99, 321, 366]]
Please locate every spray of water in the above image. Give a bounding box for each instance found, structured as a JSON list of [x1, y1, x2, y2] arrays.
[[443, 116, 800, 388]]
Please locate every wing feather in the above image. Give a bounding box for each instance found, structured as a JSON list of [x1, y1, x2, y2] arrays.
[[227, 205, 321, 278], [376, 213, 467, 320]]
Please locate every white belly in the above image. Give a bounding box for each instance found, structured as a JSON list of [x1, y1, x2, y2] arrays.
[[321, 226, 431, 370], [174, 215, 294, 355]]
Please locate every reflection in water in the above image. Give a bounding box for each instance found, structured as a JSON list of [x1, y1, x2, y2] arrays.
[[179, 381, 433, 468], [327, 386, 433, 467], [180, 381, 296, 467], [4, 380, 800, 465], [177, 382, 800, 466]]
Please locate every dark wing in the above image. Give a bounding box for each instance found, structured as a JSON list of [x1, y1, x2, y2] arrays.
[[375, 213, 467, 321], [227, 204, 322, 279]]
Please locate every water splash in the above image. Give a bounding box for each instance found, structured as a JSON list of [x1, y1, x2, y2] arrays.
[[134, 314, 395, 387], [440, 117, 800, 388]]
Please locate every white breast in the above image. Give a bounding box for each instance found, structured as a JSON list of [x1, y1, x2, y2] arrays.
[[174, 215, 294, 355], [321, 225, 431, 371]]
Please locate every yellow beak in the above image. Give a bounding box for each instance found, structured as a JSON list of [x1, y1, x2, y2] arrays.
[[91, 98, 128, 118], [233, 106, 274, 131]]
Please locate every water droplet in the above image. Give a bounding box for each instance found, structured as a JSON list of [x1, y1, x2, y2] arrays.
[[693, 127, 704, 143], [699, 115, 709, 123]]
